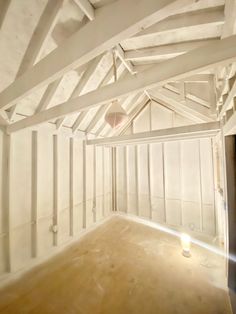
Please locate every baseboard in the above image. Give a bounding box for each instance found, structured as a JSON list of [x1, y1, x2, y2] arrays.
[[0, 214, 113, 288]]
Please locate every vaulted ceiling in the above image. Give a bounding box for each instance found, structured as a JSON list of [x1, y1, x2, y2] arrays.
[[0, 0, 236, 137]]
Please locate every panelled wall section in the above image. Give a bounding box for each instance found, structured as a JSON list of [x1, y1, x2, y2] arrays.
[[0, 126, 112, 279]]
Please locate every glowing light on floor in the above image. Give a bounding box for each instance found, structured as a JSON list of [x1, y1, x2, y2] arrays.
[[119, 214, 236, 263]]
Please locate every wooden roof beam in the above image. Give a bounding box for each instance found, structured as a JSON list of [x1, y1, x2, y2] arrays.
[[0, 0, 194, 112], [6, 35, 236, 133], [134, 6, 224, 38], [148, 89, 212, 123], [8, 0, 65, 121], [73, 0, 95, 21], [87, 122, 220, 146], [125, 39, 219, 62]]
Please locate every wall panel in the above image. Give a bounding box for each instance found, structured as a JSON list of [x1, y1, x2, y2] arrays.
[[150, 143, 165, 223], [164, 141, 182, 226], [181, 140, 201, 232], [126, 146, 137, 215], [116, 146, 127, 213], [104, 147, 112, 217], [86, 144, 95, 227], [116, 138, 216, 237], [73, 139, 84, 233], [37, 130, 54, 256], [137, 144, 150, 218], [0, 126, 112, 282]]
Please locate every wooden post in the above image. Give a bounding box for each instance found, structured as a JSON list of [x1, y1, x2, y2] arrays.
[[93, 145, 97, 222], [111, 147, 117, 212], [162, 143, 167, 223], [2, 133, 12, 272], [102, 146, 105, 217], [31, 131, 38, 257], [82, 140, 87, 228], [53, 134, 59, 246], [69, 137, 74, 236]]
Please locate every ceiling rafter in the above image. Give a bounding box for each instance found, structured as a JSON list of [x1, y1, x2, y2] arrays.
[[0, 0, 11, 29], [121, 6, 224, 50], [73, 0, 95, 21], [35, 78, 63, 114], [115, 44, 136, 75], [134, 6, 224, 38], [124, 39, 219, 63], [149, 88, 213, 122], [8, 0, 65, 121], [215, 0, 236, 128], [0, 0, 196, 112], [164, 83, 210, 108], [57, 53, 104, 130], [151, 98, 196, 123], [6, 35, 236, 134]]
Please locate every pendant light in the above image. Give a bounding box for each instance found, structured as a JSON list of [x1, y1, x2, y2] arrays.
[[104, 49, 128, 129]]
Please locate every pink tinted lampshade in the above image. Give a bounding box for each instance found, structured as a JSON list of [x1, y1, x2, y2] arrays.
[[105, 100, 128, 129]]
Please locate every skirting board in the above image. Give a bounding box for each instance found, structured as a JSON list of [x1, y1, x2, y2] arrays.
[[0, 214, 113, 288]]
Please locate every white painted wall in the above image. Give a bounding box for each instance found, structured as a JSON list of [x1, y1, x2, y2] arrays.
[[116, 101, 217, 237], [116, 138, 216, 236], [0, 126, 112, 279]]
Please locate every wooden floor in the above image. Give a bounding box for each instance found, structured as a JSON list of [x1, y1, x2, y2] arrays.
[[0, 216, 232, 314]]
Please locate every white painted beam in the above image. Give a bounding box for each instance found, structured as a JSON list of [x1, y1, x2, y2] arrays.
[[0, 0, 193, 111], [219, 76, 236, 118], [0, 112, 9, 126], [57, 54, 104, 130], [2, 133, 12, 272], [73, 0, 95, 21], [0, 0, 11, 29], [116, 44, 136, 75], [165, 83, 210, 108], [35, 78, 63, 113], [8, 0, 64, 120], [31, 131, 38, 258], [223, 107, 236, 136], [72, 112, 88, 133], [53, 134, 59, 246], [177, 74, 213, 83], [151, 98, 196, 123], [87, 122, 220, 146], [222, 0, 236, 38], [125, 39, 219, 62], [7, 36, 236, 133], [150, 88, 213, 122], [69, 137, 74, 236], [134, 6, 224, 38], [17, 0, 64, 77]]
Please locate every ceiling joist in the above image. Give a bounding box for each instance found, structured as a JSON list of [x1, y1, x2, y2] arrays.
[[8, 0, 65, 121], [124, 39, 219, 62], [87, 122, 220, 146], [73, 0, 95, 21], [6, 35, 236, 133], [0, 0, 194, 112]]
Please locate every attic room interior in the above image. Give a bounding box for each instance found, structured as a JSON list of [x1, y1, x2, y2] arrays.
[[0, 0, 236, 313]]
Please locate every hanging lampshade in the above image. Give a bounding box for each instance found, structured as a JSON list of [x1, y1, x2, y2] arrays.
[[104, 49, 128, 129], [105, 100, 128, 129]]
